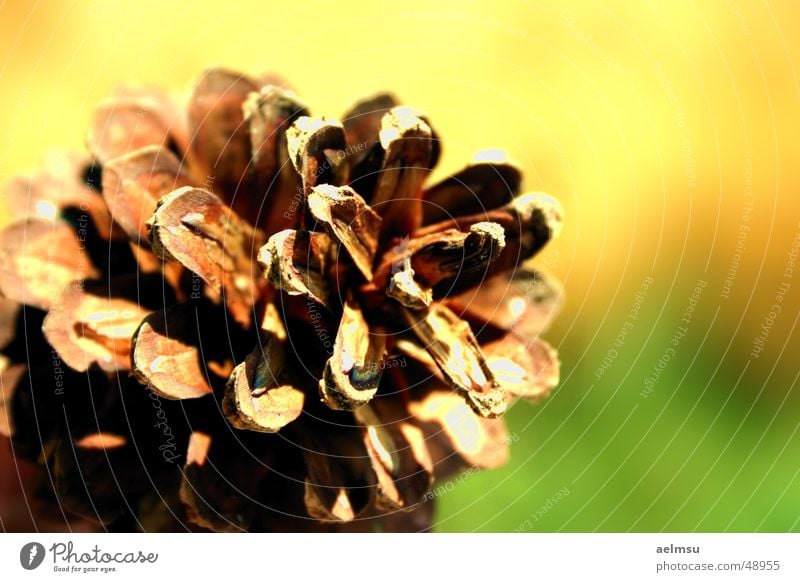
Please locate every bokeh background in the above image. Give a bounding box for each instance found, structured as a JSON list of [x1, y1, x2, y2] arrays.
[[1, 0, 798, 532]]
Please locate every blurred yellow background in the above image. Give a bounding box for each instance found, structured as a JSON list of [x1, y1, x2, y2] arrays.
[[1, 0, 799, 531]]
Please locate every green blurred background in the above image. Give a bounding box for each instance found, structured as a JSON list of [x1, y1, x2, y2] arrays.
[[1, 0, 798, 531]]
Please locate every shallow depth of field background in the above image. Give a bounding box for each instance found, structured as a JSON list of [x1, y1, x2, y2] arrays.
[[1, 1, 799, 531]]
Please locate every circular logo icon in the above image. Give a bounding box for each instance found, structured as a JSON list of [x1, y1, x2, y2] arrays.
[[19, 542, 46, 570]]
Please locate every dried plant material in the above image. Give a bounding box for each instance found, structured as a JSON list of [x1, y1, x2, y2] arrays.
[[0, 351, 67, 462], [395, 335, 509, 417], [131, 304, 215, 400], [3, 152, 116, 239], [300, 426, 375, 522], [180, 432, 235, 531], [187, 68, 258, 205], [307, 184, 381, 280], [409, 389, 509, 477], [0, 219, 99, 310], [320, 301, 387, 410], [417, 192, 563, 288], [0, 298, 20, 350], [376, 222, 506, 304], [128, 243, 161, 272], [135, 489, 189, 534], [180, 431, 268, 532], [485, 192, 563, 277], [346, 140, 385, 203], [411, 222, 506, 287], [277, 293, 341, 366], [345, 102, 441, 210], [246, 86, 308, 178], [128, 242, 183, 287], [75, 432, 128, 450], [286, 117, 348, 197], [394, 336, 437, 368], [258, 301, 286, 339], [422, 150, 522, 225], [147, 187, 263, 326], [87, 98, 173, 165], [42, 282, 151, 372], [52, 435, 129, 525], [341, 92, 398, 165], [448, 266, 563, 338], [0, 358, 26, 437], [485, 334, 560, 402], [110, 84, 190, 160], [102, 145, 194, 245], [369, 107, 436, 238], [354, 402, 432, 510], [350, 499, 435, 533], [303, 479, 356, 522], [244, 86, 308, 233], [223, 329, 305, 433], [185, 432, 212, 467], [257, 229, 331, 305], [386, 266, 433, 310], [113, 82, 185, 117], [403, 305, 506, 418]]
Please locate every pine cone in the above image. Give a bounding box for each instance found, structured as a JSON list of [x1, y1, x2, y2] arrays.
[[0, 68, 563, 532]]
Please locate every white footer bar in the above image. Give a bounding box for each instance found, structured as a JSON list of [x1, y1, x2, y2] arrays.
[[1, 533, 797, 581]]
